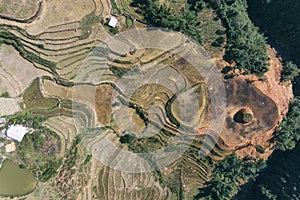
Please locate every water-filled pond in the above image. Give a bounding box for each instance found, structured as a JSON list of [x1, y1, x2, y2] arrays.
[[0, 159, 37, 196]]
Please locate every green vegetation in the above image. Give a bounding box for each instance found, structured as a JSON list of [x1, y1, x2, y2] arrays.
[[83, 154, 92, 165], [109, 66, 130, 78], [0, 91, 10, 97], [0, 31, 56, 73], [62, 136, 81, 171], [281, 61, 300, 82], [120, 133, 163, 153], [132, 0, 269, 76], [203, 0, 269, 76], [247, 0, 300, 66], [234, 110, 253, 124], [23, 78, 59, 111], [255, 145, 265, 154], [235, 143, 300, 200], [111, 0, 121, 14], [196, 154, 266, 200], [107, 25, 119, 35], [6, 111, 45, 128], [79, 12, 100, 39], [196, 8, 226, 55], [274, 97, 300, 151], [6, 112, 62, 182], [126, 17, 134, 27], [131, 0, 202, 44], [119, 134, 135, 144]]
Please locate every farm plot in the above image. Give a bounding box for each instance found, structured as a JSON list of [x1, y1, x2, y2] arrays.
[[0, 0, 40, 21], [0, 44, 51, 97], [43, 116, 82, 155], [97, 164, 171, 200], [115, 0, 144, 21], [24, 0, 96, 35], [0, 97, 22, 116], [95, 84, 114, 125], [23, 78, 59, 111], [41, 78, 98, 127]]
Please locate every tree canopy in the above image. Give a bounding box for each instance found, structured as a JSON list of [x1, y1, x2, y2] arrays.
[[133, 0, 270, 76], [281, 61, 300, 82], [203, 0, 270, 76], [196, 154, 266, 200], [274, 97, 300, 151]]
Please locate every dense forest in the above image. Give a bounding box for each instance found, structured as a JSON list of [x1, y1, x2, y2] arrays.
[[234, 143, 300, 200], [247, 0, 300, 95], [247, 0, 300, 66], [195, 154, 266, 200], [235, 1, 300, 199]]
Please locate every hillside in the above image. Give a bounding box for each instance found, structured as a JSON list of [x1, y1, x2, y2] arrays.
[[0, 0, 297, 199]]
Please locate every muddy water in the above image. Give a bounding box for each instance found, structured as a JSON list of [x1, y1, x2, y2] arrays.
[[0, 159, 37, 196]]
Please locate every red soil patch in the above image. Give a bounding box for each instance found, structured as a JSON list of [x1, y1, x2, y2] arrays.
[[95, 84, 114, 125], [197, 47, 293, 160], [234, 47, 293, 160]]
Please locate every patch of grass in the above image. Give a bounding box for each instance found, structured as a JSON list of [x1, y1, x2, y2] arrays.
[[79, 12, 100, 39], [109, 66, 130, 78], [83, 154, 92, 165], [118, 0, 145, 21], [23, 78, 59, 111], [0, 91, 10, 97], [111, 0, 121, 14], [126, 17, 134, 27], [104, 23, 119, 35], [197, 8, 226, 56]]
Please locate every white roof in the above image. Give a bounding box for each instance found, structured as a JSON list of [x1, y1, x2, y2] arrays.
[[6, 125, 26, 142], [5, 143, 16, 153], [108, 17, 118, 28], [0, 118, 6, 124]]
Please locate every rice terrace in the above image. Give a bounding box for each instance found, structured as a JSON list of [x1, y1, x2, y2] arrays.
[[0, 0, 299, 200]]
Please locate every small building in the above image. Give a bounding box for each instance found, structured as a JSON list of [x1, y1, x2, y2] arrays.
[[5, 142, 16, 153], [6, 125, 27, 142], [0, 118, 6, 124], [108, 16, 118, 28]]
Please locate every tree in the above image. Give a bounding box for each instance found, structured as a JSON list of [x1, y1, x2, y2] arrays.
[[195, 154, 266, 200], [275, 97, 300, 151], [205, 0, 270, 76], [119, 134, 135, 144], [281, 61, 300, 82], [235, 142, 300, 200]]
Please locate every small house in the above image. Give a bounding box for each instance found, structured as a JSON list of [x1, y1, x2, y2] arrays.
[[0, 118, 6, 124], [6, 125, 27, 142], [108, 16, 118, 28]]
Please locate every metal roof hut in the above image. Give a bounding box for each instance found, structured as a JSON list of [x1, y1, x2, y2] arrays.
[[6, 125, 27, 142], [108, 16, 118, 28]]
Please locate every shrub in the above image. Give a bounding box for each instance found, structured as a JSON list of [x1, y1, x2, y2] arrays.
[[255, 145, 265, 154]]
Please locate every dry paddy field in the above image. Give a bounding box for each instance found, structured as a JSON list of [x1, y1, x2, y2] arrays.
[[0, 0, 40, 21], [0, 44, 51, 97], [0, 2, 252, 198]]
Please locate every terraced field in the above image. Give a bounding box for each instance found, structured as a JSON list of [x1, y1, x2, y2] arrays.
[[0, 0, 281, 199], [0, 0, 40, 22]]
